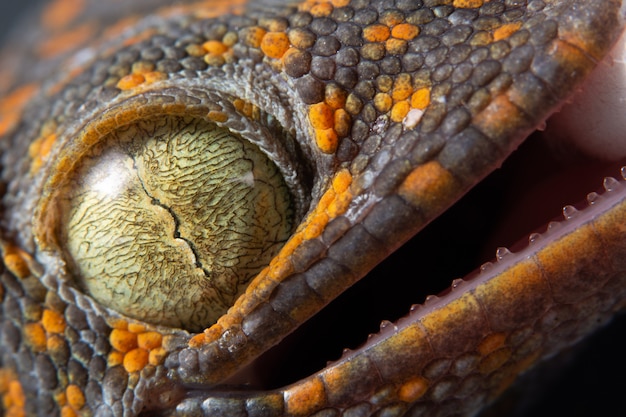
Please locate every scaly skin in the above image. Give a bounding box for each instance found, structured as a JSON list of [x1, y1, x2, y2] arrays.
[[0, 0, 625, 416]]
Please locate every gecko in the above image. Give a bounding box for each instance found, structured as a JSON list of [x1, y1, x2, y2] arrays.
[[0, 0, 625, 416]]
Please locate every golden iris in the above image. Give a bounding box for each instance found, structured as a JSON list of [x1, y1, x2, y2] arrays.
[[57, 116, 294, 332]]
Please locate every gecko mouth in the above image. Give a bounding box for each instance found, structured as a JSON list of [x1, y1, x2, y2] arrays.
[[224, 127, 626, 395]]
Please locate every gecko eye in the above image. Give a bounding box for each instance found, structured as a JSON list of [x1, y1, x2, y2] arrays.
[[45, 114, 300, 333]]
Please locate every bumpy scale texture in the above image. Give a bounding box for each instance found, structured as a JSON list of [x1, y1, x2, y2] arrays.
[[0, 0, 625, 416]]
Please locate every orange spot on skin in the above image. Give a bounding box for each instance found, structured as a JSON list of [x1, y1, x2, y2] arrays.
[[268, 252, 296, 281], [23, 323, 47, 352], [392, 73, 413, 101], [473, 94, 523, 140], [311, 2, 334, 17], [303, 212, 330, 240], [66, 384, 85, 410], [149, 347, 167, 366], [107, 351, 124, 367], [127, 323, 146, 334], [391, 23, 420, 40], [207, 111, 229, 122], [2, 246, 33, 279], [109, 329, 138, 353], [398, 377, 429, 402], [324, 84, 347, 110], [261, 32, 290, 59], [233, 99, 260, 119], [453, 0, 484, 7], [37, 23, 96, 59], [29, 131, 58, 174], [54, 391, 67, 407], [0, 373, 26, 417], [4, 254, 30, 278], [315, 128, 338, 153], [285, 377, 326, 416], [478, 332, 508, 356], [332, 169, 352, 194], [298, 0, 337, 17], [241, 27, 267, 48], [116, 73, 146, 90], [326, 190, 352, 218], [123, 348, 149, 373], [137, 332, 163, 350], [411, 88, 431, 109], [143, 71, 167, 84], [41, 0, 86, 31], [363, 24, 391, 42], [203, 40, 229, 55], [391, 101, 410, 122], [42, 309, 66, 334], [61, 405, 78, 417], [309, 102, 334, 129], [233, 98, 245, 112], [108, 318, 129, 330], [0, 84, 38, 137], [493, 22, 522, 41], [398, 161, 461, 215], [272, 234, 303, 264]]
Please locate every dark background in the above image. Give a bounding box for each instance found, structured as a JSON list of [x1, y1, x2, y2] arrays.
[[0, 2, 624, 417]]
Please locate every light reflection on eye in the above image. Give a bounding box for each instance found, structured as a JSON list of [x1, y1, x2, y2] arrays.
[[57, 116, 295, 332], [83, 150, 132, 198]]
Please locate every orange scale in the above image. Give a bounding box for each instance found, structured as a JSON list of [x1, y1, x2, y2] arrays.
[[260, 32, 290, 59], [109, 329, 138, 353], [202, 40, 229, 55], [390, 101, 410, 122], [42, 309, 66, 334], [309, 102, 334, 130], [392, 23, 419, 40], [123, 348, 149, 373], [116, 73, 145, 90], [310, 2, 334, 17], [315, 128, 339, 154], [411, 88, 431, 109], [363, 24, 391, 42]]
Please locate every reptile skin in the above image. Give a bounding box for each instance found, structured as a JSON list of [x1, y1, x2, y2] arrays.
[[0, 0, 625, 416]]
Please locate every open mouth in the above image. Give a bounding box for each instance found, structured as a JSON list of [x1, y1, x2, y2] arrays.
[[216, 124, 626, 415]]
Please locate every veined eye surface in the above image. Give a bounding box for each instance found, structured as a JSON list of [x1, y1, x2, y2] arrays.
[[55, 116, 294, 332]]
